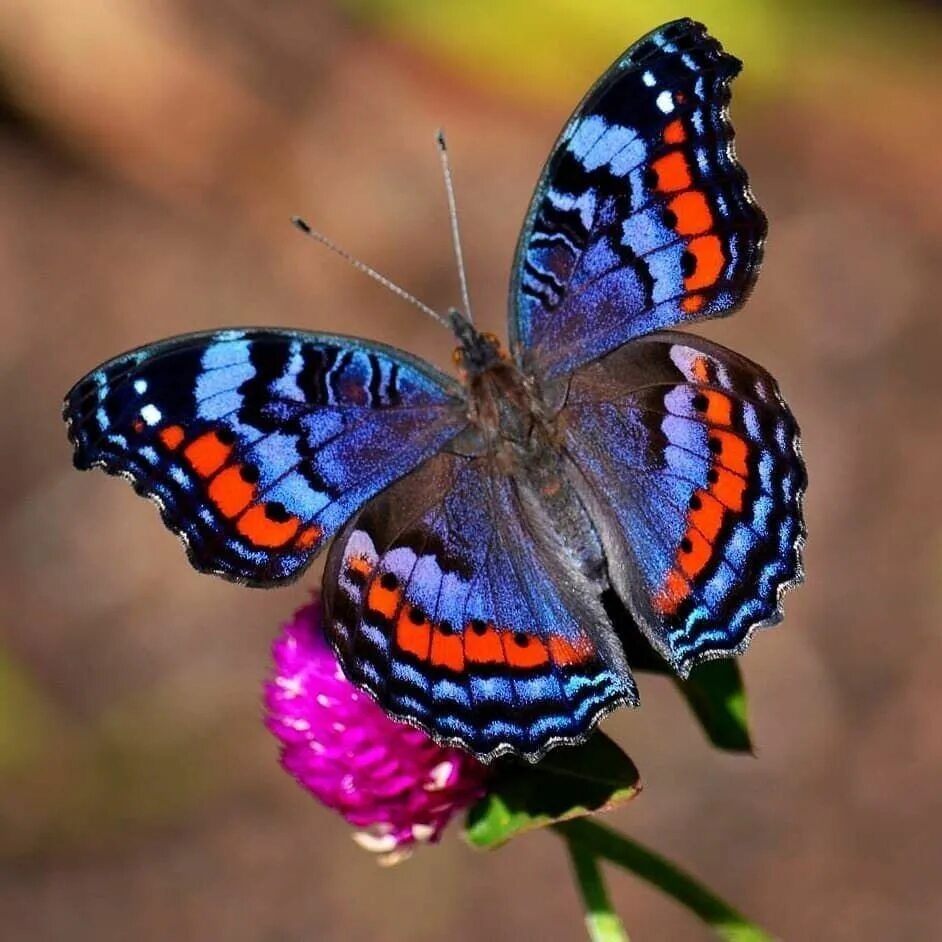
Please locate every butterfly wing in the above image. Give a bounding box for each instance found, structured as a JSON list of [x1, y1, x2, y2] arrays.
[[322, 451, 638, 762], [64, 329, 467, 586], [559, 331, 805, 674], [510, 18, 765, 380]]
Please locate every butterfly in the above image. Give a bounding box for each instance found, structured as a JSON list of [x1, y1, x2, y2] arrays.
[[64, 19, 805, 762]]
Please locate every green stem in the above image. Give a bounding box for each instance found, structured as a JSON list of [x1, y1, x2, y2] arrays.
[[555, 819, 776, 942], [565, 836, 631, 942]]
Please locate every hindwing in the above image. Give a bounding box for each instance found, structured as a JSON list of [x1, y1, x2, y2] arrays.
[[323, 452, 638, 762], [559, 331, 805, 672]]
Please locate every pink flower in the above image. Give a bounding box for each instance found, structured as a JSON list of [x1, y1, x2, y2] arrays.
[[264, 597, 489, 863]]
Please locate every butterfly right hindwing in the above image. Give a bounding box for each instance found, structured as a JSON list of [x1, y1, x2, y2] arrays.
[[559, 330, 805, 674]]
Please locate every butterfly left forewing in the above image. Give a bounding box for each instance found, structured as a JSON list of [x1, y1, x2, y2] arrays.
[[323, 451, 638, 762], [64, 329, 467, 585], [558, 331, 805, 674]]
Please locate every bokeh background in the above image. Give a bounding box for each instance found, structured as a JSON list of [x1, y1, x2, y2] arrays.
[[1, 1, 940, 939]]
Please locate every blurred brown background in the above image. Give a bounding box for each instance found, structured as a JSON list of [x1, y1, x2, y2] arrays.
[[1, 1, 940, 939]]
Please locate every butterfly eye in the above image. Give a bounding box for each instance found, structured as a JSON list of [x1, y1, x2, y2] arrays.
[[452, 347, 464, 367]]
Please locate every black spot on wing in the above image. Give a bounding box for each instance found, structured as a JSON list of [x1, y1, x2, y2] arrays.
[[385, 361, 401, 407], [237, 339, 293, 431], [297, 344, 340, 406], [367, 353, 382, 407]]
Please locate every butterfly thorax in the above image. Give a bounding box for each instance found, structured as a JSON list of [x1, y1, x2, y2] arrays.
[[464, 359, 545, 450], [449, 309, 551, 451]]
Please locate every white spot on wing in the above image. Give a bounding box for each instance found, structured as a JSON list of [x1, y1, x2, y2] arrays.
[[140, 404, 162, 426], [346, 529, 379, 562], [656, 90, 675, 114]]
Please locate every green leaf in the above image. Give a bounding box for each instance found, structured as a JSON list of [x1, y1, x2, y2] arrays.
[[464, 732, 640, 850], [556, 819, 775, 942], [673, 659, 752, 754]]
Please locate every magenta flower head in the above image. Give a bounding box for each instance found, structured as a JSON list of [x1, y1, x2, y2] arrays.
[[264, 597, 490, 864]]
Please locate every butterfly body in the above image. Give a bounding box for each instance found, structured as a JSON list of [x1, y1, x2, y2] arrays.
[[64, 20, 805, 761]]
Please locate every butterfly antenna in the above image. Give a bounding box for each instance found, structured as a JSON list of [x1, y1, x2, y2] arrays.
[[291, 216, 451, 330], [436, 129, 474, 324]]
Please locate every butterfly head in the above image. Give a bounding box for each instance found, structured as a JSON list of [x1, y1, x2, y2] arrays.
[[448, 308, 503, 377]]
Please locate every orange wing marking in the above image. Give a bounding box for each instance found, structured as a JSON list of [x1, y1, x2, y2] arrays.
[[208, 466, 256, 518], [688, 490, 726, 543], [384, 606, 597, 672], [464, 621, 504, 665], [648, 138, 726, 315], [236, 503, 300, 548], [653, 569, 691, 616], [691, 355, 711, 383], [295, 525, 323, 550], [678, 529, 712, 579], [684, 235, 724, 291], [396, 606, 432, 660], [548, 635, 593, 667], [700, 390, 733, 427], [710, 466, 747, 512], [653, 418, 751, 614], [430, 626, 465, 671], [366, 579, 402, 622], [711, 430, 749, 476], [669, 191, 713, 236], [183, 431, 233, 478], [663, 119, 686, 144], [649, 151, 692, 192], [502, 632, 550, 669], [158, 425, 185, 451]]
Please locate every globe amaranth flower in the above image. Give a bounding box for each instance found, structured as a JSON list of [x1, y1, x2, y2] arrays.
[[264, 597, 490, 864]]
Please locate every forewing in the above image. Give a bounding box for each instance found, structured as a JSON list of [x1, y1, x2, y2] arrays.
[[559, 331, 805, 674], [510, 18, 766, 380], [323, 452, 638, 762], [64, 329, 467, 585]]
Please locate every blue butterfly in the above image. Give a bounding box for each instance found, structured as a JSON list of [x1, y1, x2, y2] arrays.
[[64, 20, 805, 762]]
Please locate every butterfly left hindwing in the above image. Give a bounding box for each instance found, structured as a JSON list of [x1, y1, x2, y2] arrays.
[[64, 329, 467, 585], [323, 451, 638, 762]]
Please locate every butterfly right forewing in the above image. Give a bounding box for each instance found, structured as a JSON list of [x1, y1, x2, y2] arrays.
[[510, 18, 766, 381]]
